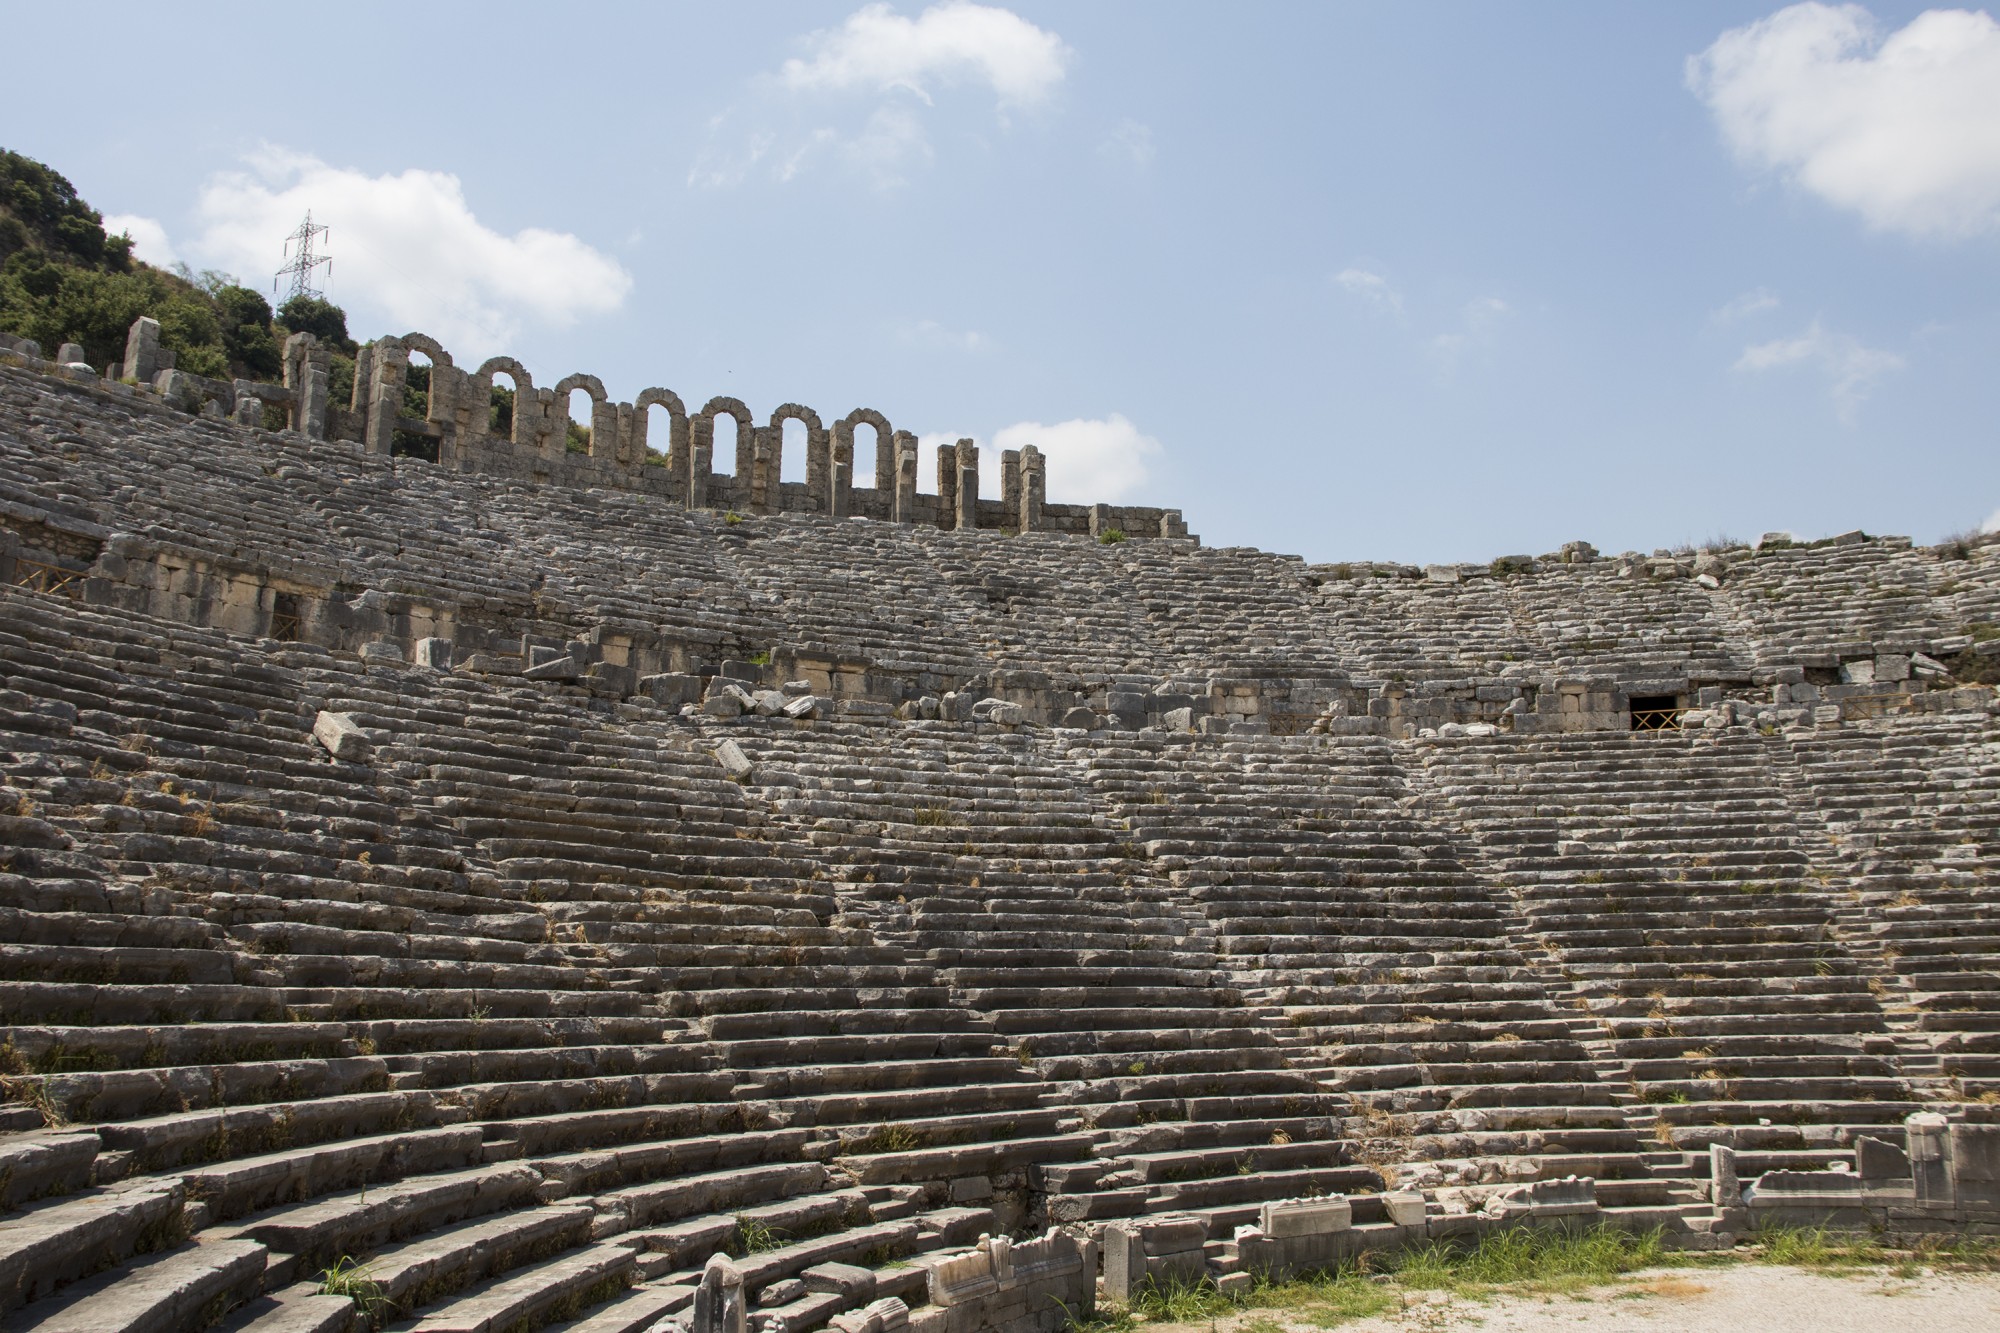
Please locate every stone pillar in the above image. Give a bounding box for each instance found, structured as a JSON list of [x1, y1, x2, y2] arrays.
[[805, 425, 831, 505], [750, 428, 776, 514], [1709, 1143, 1740, 1207], [691, 1254, 746, 1333], [283, 333, 329, 439], [875, 428, 896, 493], [954, 438, 979, 532], [689, 417, 712, 510], [1088, 503, 1112, 539], [1019, 444, 1044, 533], [935, 441, 958, 530], [591, 398, 620, 462], [364, 341, 406, 457], [122, 316, 161, 383], [1001, 449, 1021, 524], [350, 344, 374, 413], [829, 437, 852, 519], [232, 391, 263, 427], [894, 435, 919, 524], [735, 421, 757, 485], [1909, 1112, 1951, 1206]]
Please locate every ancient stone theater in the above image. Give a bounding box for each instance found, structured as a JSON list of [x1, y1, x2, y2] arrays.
[[2, 319, 1997, 1332]]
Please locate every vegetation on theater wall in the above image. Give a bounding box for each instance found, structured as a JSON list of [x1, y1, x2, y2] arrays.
[[0, 148, 357, 390]]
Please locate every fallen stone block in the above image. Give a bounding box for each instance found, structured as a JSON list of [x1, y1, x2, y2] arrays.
[[715, 741, 755, 782], [311, 711, 372, 763]]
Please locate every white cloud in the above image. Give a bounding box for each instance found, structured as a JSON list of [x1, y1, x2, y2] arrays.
[[1982, 507, 2000, 534], [1334, 266, 1403, 316], [1688, 3, 2000, 238], [904, 318, 990, 352], [1734, 319, 1905, 419], [103, 214, 178, 268], [698, 3, 1069, 191], [1712, 287, 1782, 322], [782, 1, 1071, 107], [993, 414, 1161, 503], [184, 146, 631, 355], [1100, 119, 1155, 167]]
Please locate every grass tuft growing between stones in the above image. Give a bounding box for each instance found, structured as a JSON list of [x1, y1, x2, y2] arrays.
[[1079, 1225, 2000, 1333]]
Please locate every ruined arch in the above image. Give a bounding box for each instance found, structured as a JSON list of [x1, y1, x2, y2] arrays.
[[769, 404, 823, 491], [838, 407, 895, 492], [553, 374, 610, 459], [634, 387, 689, 478], [553, 373, 606, 402], [472, 357, 534, 446], [397, 332, 454, 370], [695, 396, 754, 480]]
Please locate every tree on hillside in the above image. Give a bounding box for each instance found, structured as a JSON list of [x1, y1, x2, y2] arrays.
[[278, 295, 354, 352]]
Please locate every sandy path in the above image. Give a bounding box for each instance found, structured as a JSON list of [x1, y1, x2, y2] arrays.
[[1145, 1265, 2000, 1333]]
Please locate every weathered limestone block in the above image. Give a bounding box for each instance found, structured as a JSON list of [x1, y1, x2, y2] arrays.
[[692, 1253, 747, 1333], [414, 637, 454, 670], [1382, 1191, 1427, 1227], [1259, 1196, 1351, 1238], [714, 740, 755, 782], [1102, 1215, 1207, 1303], [122, 316, 162, 383], [311, 711, 372, 763], [640, 673, 704, 710]]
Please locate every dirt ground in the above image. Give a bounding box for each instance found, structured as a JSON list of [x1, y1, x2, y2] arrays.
[[1147, 1264, 2000, 1333]]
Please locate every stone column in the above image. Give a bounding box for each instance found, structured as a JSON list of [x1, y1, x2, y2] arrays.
[[350, 344, 374, 412], [364, 341, 406, 457], [688, 417, 712, 510], [1019, 445, 1044, 533], [954, 438, 979, 532], [829, 437, 851, 519], [894, 435, 919, 523], [591, 398, 620, 462], [1909, 1112, 1951, 1206], [805, 425, 831, 505], [691, 1255, 746, 1333], [750, 429, 775, 513], [283, 332, 329, 439], [875, 428, 896, 493], [1001, 449, 1021, 524], [936, 442, 958, 529], [122, 316, 161, 383]]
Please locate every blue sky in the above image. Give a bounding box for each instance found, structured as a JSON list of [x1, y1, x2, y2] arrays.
[[9, 2, 1999, 563]]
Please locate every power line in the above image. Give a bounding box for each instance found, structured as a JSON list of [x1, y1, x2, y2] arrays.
[[274, 212, 332, 303]]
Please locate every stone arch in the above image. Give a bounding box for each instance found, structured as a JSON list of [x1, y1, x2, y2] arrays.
[[769, 403, 824, 493], [397, 332, 454, 369], [474, 356, 533, 395], [553, 373, 606, 401], [471, 357, 534, 446], [553, 374, 611, 459], [838, 407, 895, 491], [634, 387, 689, 479], [695, 396, 754, 480]]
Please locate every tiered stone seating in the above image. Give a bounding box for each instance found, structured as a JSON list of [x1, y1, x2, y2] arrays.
[[10, 354, 2000, 1322], [1716, 538, 1950, 663], [723, 721, 1343, 1237], [0, 590, 1020, 1330], [1786, 715, 2000, 1100], [1071, 734, 1643, 1204], [1417, 730, 1913, 1164]]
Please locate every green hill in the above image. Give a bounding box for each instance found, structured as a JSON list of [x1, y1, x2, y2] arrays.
[[0, 148, 352, 382]]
